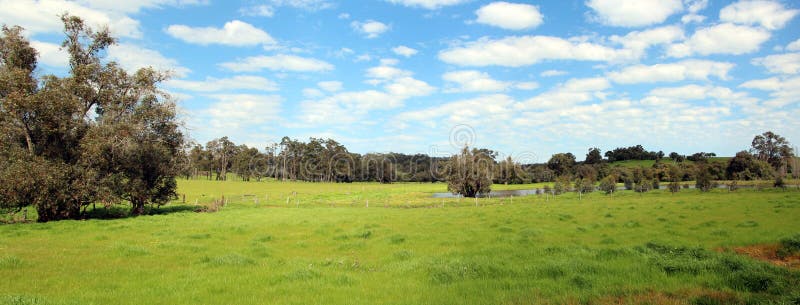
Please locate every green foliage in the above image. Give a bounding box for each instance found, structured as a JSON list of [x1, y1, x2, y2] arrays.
[[446, 146, 493, 197], [0, 16, 183, 220], [599, 175, 617, 194], [777, 234, 800, 259]]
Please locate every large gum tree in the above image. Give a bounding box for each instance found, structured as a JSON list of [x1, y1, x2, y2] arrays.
[[0, 15, 183, 221]]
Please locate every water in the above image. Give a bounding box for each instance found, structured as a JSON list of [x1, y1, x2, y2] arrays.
[[431, 183, 761, 198]]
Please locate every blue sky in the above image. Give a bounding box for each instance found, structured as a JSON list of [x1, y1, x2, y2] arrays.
[[2, 0, 800, 162]]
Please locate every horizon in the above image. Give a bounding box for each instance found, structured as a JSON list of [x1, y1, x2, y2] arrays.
[[2, 0, 799, 159]]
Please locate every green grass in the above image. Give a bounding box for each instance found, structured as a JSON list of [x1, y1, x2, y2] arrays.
[[1, 179, 800, 304]]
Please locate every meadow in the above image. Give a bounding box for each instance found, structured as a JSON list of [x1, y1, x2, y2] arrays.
[[1, 179, 800, 304]]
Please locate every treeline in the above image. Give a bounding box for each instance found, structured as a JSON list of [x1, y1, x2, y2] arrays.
[[180, 132, 798, 188]]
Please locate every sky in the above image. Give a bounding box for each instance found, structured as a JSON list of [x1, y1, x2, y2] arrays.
[[1, 0, 800, 162]]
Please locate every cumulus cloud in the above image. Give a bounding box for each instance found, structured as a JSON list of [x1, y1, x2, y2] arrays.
[[666, 23, 770, 57], [585, 0, 683, 27], [787, 39, 800, 52], [318, 81, 343, 92], [397, 94, 516, 123], [681, 0, 708, 24], [752, 53, 800, 74], [239, 5, 274, 17], [166, 75, 279, 92], [384, 0, 467, 10], [392, 45, 418, 57], [299, 90, 404, 124], [0, 0, 142, 38], [739, 76, 800, 107], [540, 70, 567, 77], [607, 60, 734, 84], [166, 20, 275, 46], [517, 77, 610, 109], [719, 0, 799, 30], [609, 25, 684, 58], [351, 20, 389, 38], [438, 35, 631, 67], [385, 77, 436, 97], [30, 40, 69, 68], [107, 43, 190, 76], [366, 65, 412, 81], [443, 70, 511, 92], [219, 54, 334, 72], [475, 2, 543, 30], [202, 94, 282, 130]]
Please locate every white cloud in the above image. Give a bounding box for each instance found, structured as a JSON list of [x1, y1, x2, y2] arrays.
[[75, 0, 208, 14], [239, 5, 274, 17], [442, 70, 512, 92], [268, 0, 333, 11], [515, 82, 539, 90], [392, 45, 418, 57], [517, 77, 610, 109], [666, 23, 770, 57], [219, 54, 334, 72], [609, 25, 684, 58], [643, 84, 757, 112], [439, 35, 631, 67], [107, 43, 190, 76], [385, 0, 467, 10], [0, 0, 142, 38], [607, 60, 734, 84], [318, 81, 343, 92], [202, 94, 282, 130], [752, 53, 800, 74], [385, 77, 436, 97], [166, 20, 275, 46], [719, 0, 799, 30], [166, 75, 278, 92], [681, 0, 708, 24], [351, 20, 389, 38], [397, 94, 516, 123], [739, 76, 800, 107], [475, 2, 543, 30], [366, 65, 412, 80], [586, 0, 683, 27], [787, 39, 800, 52], [30, 40, 69, 67], [303, 88, 324, 98], [299, 90, 404, 124], [740, 77, 782, 91], [540, 70, 567, 77]]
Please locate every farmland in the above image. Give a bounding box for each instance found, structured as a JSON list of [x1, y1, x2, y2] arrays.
[[2, 179, 800, 304]]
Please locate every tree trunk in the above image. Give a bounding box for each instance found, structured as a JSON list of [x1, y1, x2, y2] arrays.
[[131, 199, 145, 216]]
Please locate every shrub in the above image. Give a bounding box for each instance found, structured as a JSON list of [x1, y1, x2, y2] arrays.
[[777, 234, 800, 259]]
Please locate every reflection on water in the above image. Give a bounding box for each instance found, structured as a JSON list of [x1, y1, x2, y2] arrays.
[[431, 184, 760, 198]]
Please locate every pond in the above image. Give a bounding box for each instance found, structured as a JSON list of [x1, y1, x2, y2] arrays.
[[431, 183, 761, 198]]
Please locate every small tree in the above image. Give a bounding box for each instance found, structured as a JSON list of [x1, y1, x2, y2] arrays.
[[695, 163, 714, 192], [599, 175, 616, 194], [446, 146, 493, 198]]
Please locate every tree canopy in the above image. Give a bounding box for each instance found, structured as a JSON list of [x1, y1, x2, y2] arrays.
[[0, 16, 183, 221]]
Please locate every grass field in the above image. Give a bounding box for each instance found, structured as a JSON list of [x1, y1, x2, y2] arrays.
[[2, 179, 800, 304]]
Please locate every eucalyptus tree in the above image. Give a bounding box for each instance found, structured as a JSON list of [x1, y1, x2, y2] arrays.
[[0, 15, 184, 220], [447, 146, 494, 198]]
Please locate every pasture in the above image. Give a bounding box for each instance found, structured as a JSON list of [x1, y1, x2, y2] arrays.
[[1, 179, 800, 304]]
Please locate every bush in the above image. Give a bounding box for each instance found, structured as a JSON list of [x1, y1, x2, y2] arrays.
[[599, 175, 616, 194], [777, 234, 800, 259]]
